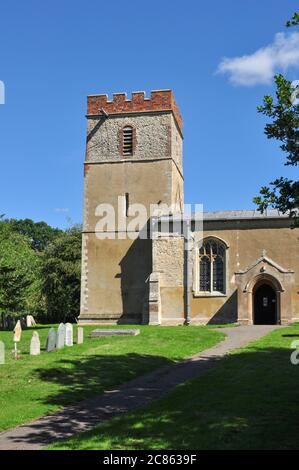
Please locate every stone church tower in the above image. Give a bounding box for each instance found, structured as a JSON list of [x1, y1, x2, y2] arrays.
[[79, 90, 184, 324]]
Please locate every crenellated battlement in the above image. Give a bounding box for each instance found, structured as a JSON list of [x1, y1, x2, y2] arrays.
[[87, 89, 183, 133]]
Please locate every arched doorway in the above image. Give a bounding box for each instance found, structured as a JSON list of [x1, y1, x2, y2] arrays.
[[253, 283, 277, 325]]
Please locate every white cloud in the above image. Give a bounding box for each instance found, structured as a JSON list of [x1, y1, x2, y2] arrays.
[[217, 32, 299, 86]]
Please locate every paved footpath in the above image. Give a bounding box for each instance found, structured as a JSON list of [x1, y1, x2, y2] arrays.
[[0, 325, 279, 450]]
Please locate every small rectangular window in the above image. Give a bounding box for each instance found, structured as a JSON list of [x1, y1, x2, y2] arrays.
[[123, 127, 133, 156], [125, 193, 129, 217]]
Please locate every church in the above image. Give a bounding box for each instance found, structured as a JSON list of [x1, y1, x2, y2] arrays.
[[78, 90, 299, 326]]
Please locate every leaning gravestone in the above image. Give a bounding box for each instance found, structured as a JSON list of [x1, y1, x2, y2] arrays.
[[57, 323, 65, 349], [65, 323, 73, 347], [46, 328, 56, 352], [13, 320, 22, 342], [0, 341, 5, 364], [30, 331, 40, 356], [77, 327, 84, 344], [26, 315, 37, 328], [13, 320, 22, 359]]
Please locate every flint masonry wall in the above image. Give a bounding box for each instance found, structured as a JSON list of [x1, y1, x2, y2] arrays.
[[86, 113, 172, 163]]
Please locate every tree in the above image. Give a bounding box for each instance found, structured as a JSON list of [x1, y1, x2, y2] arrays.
[[0, 266, 31, 312], [41, 226, 81, 322], [0, 217, 82, 322], [286, 12, 299, 27], [7, 218, 63, 251], [253, 14, 299, 224], [0, 221, 43, 314]]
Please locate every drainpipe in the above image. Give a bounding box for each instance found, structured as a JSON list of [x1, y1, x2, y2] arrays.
[[184, 218, 191, 325]]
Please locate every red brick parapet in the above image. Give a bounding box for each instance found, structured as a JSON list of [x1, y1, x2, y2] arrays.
[[87, 90, 183, 134]]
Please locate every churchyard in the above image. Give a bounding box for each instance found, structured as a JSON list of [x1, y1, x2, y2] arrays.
[[48, 325, 299, 451], [0, 323, 224, 432]]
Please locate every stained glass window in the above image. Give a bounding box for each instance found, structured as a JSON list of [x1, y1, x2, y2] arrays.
[[200, 256, 210, 291], [199, 239, 226, 293], [213, 256, 224, 292]]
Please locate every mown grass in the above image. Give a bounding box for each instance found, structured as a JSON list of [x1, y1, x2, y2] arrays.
[[0, 324, 224, 431], [50, 325, 299, 450]]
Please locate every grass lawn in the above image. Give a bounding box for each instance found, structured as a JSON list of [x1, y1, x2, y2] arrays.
[[50, 325, 299, 450], [0, 324, 224, 432]]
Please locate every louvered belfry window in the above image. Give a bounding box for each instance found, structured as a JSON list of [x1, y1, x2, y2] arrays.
[[122, 126, 133, 156]]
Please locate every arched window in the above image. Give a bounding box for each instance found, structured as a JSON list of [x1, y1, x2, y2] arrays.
[[122, 126, 133, 156], [199, 238, 226, 294]]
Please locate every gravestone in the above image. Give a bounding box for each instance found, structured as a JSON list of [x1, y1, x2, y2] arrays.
[[90, 328, 140, 338], [12, 320, 22, 359], [56, 323, 65, 349], [30, 331, 40, 356], [13, 320, 22, 342], [26, 315, 37, 328], [46, 328, 56, 352], [65, 323, 73, 347], [77, 327, 84, 344], [0, 341, 5, 364]]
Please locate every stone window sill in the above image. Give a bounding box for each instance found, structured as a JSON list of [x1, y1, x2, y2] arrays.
[[193, 292, 227, 298]]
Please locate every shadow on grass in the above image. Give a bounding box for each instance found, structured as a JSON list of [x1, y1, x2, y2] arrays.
[[4, 343, 297, 450], [70, 345, 298, 450], [1, 352, 179, 448], [34, 353, 173, 407]]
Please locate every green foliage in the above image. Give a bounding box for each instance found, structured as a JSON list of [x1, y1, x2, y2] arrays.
[[0, 221, 43, 314], [7, 218, 62, 251], [0, 218, 82, 322], [41, 226, 82, 323], [286, 12, 299, 27], [0, 265, 30, 312], [256, 74, 299, 167], [254, 15, 299, 224]]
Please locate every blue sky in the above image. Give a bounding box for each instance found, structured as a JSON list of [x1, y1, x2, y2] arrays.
[[0, 0, 297, 228]]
